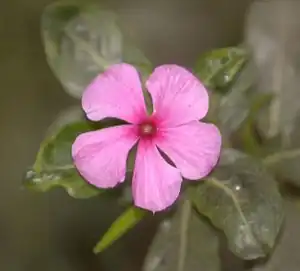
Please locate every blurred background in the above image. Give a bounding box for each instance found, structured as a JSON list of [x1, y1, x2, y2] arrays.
[[0, 0, 257, 270]]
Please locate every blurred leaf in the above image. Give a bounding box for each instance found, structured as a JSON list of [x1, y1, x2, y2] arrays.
[[237, 93, 273, 156], [194, 47, 247, 91], [262, 112, 300, 185], [252, 199, 300, 271], [122, 37, 153, 79], [216, 62, 255, 138], [45, 105, 85, 135], [189, 149, 284, 260], [246, 0, 300, 143], [41, 1, 152, 98], [94, 206, 146, 253], [205, 90, 222, 124], [264, 148, 300, 185], [143, 207, 221, 271]]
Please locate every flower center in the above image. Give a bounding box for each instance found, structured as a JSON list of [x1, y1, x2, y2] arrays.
[[138, 121, 157, 138]]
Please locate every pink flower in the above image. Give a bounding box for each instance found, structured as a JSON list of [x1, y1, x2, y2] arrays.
[[72, 63, 221, 212]]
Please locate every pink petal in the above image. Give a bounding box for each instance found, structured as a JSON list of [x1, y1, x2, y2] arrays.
[[72, 125, 138, 188], [155, 121, 221, 180], [146, 65, 209, 127], [132, 140, 182, 212], [82, 63, 147, 123]]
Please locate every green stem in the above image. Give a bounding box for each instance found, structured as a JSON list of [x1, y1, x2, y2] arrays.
[[177, 199, 191, 271]]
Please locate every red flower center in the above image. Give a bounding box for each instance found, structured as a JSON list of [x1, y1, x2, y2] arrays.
[[138, 121, 157, 138]]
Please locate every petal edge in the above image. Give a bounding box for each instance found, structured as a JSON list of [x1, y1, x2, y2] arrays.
[[82, 63, 147, 123], [72, 125, 138, 188], [146, 65, 209, 127], [132, 140, 182, 212], [155, 121, 221, 180]]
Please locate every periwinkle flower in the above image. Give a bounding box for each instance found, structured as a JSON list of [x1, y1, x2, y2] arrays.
[[72, 63, 221, 212]]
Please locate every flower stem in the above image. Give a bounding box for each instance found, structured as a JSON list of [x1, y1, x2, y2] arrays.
[[177, 199, 191, 271]]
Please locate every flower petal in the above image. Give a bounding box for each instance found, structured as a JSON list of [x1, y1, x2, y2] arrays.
[[146, 65, 209, 127], [155, 121, 221, 180], [72, 125, 138, 188], [82, 63, 147, 123], [132, 140, 182, 212]]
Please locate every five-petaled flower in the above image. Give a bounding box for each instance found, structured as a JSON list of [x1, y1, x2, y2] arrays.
[[72, 63, 221, 212]]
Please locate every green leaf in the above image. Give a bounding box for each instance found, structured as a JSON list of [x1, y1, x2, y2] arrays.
[[41, 1, 152, 99], [252, 199, 300, 271], [25, 105, 136, 199], [264, 148, 300, 185], [237, 93, 273, 156], [262, 113, 300, 185], [45, 105, 85, 136], [94, 206, 146, 253], [143, 203, 222, 271], [216, 62, 255, 138], [122, 36, 153, 79], [24, 167, 99, 199], [189, 149, 284, 260], [194, 47, 247, 91], [34, 121, 95, 172], [24, 109, 105, 198]]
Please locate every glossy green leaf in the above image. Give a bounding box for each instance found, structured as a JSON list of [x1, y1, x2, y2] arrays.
[[189, 149, 284, 260], [34, 121, 95, 172], [194, 47, 247, 91], [94, 206, 146, 253], [41, 1, 152, 99], [24, 109, 105, 198], [143, 204, 221, 271], [24, 167, 99, 199]]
